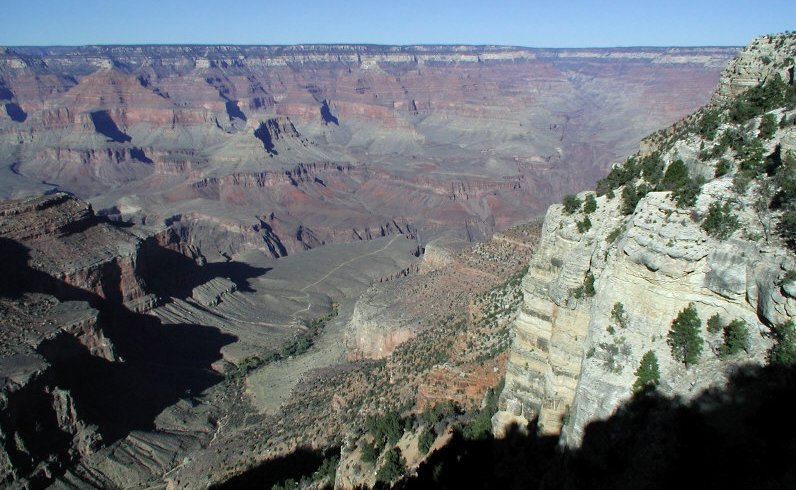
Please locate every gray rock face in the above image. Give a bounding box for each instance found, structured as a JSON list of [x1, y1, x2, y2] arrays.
[[495, 33, 796, 446], [711, 33, 796, 105]]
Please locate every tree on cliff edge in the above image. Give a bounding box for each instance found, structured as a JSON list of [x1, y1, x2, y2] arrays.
[[667, 303, 703, 367]]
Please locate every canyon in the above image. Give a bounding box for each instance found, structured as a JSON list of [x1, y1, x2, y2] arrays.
[[1, 45, 736, 259], [5, 40, 784, 489]]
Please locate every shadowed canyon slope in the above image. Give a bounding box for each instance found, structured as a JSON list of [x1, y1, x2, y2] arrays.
[[0, 45, 736, 257]]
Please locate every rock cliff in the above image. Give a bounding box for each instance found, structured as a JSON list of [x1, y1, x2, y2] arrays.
[[495, 33, 796, 444], [0, 193, 235, 488]]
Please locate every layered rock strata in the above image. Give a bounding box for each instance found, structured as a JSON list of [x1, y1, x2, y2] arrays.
[[495, 33, 796, 443], [0, 44, 737, 256]]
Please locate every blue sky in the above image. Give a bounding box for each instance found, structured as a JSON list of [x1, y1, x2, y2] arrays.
[[2, 0, 794, 47]]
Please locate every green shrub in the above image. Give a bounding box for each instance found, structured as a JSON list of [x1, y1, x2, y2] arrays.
[[611, 302, 628, 329], [779, 209, 796, 250], [715, 158, 732, 178], [769, 321, 796, 366], [707, 313, 723, 334], [661, 159, 690, 191], [719, 319, 750, 358], [576, 216, 592, 233], [366, 410, 404, 448], [672, 175, 705, 208], [729, 74, 789, 123], [313, 455, 339, 483], [271, 478, 298, 490], [583, 193, 597, 214], [462, 380, 503, 440], [562, 195, 582, 215], [621, 181, 649, 215], [698, 109, 721, 140], [596, 157, 641, 196], [701, 200, 741, 240], [606, 226, 623, 244], [376, 447, 406, 484], [667, 303, 703, 367], [658, 159, 704, 207], [418, 428, 435, 454], [360, 440, 379, 463], [739, 138, 765, 175], [632, 351, 660, 393], [732, 172, 752, 193], [583, 272, 596, 297], [422, 400, 457, 426], [759, 113, 778, 139], [641, 152, 665, 185]]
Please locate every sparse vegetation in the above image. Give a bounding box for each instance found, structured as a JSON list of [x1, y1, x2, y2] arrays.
[[769, 321, 796, 366], [729, 74, 793, 123], [707, 313, 723, 334], [576, 215, 592, 233], [698, 109, 721, 140], [226, 303, 340, 381], [715, 158, 732, 177], [611, 302, 628, 329], [632, 351, 660, 393], [719, 319, 750, 358], [376, 446, 406, 484], [599, 336, 631, 374], [606, 225, 623, 244], [667, 303, 703, 367], [562, 195, 582, 215], [418, 428, 435, 454], [759, 112, 778, 139], [461, 379, 503, 440], [701, 200, 741, 240], [583, 193, 598, 214]]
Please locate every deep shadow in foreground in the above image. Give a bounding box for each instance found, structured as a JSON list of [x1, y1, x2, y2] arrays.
[[223, 362, 796, 490], [0, 237, 238, 486], [400, 362, 796, 490], [214, 447, 337, 490]]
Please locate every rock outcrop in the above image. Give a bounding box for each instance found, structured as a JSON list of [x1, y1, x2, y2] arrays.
[[495, 33, 796, 444], [0, 192, 235, 488]]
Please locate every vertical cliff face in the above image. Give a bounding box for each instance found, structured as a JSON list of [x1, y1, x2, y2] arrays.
[[495, 33, 796, 444]]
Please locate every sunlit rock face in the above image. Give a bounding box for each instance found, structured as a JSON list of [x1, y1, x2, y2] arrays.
[[494, 33, 796, 446]]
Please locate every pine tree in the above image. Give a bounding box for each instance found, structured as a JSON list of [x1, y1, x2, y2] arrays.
[[667, 303, 703, 367], [719, 319, 749, 358], [632, 351, 660, 393]]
